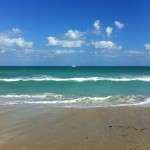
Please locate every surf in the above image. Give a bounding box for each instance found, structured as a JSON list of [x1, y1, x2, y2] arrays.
[[0, 93, 150, 107], [1, 76, 150, 82]]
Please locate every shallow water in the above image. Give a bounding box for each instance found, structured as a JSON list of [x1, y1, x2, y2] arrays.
[[0, 66, 150, 107]]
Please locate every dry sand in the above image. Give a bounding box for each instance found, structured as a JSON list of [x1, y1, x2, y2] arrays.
[[0, 105, 150, 150]]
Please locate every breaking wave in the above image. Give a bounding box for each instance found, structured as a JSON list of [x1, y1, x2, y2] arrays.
[[0, 93, 150, 107], [1, 76, 150, 82]]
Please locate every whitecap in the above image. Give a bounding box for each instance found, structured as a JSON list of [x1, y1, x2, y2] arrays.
[[1, 76, 150, 82]]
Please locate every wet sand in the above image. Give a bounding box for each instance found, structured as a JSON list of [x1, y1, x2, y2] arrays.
[[0, 105, 150, 150]]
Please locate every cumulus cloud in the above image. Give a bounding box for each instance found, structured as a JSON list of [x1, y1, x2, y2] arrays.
[[0, 28, 33, 53], [47, 36, 58, 46], [93, 20, 101, 35], [11, 28, 22, 34], [106, 26, 113, 37], [144, 43, 150, 50], [93, 20, 101, 30], [59, 40, 84, 48], [47, 36, 84, 48], [0, 37, 33, 48], [92, 40, 122, 50], [46, 20, 125, 55], [114, 21, 124, 29], [65, 30, 84, 40]]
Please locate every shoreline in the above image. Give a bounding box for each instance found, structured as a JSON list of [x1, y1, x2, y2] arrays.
[[0, 105, 150, 150]]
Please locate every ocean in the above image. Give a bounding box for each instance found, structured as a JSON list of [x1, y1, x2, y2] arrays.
[[0, 66, 150, 107]]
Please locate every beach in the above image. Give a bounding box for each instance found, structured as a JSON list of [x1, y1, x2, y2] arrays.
[[0, 105, 150, 150], [1, 67, 150, 149], [0, 0, 150, 149]]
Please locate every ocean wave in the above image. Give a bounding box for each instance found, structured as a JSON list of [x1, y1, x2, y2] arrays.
[[0, 93, 150, 107], [1, 76, 150, 82], [0, 93, 63, 99]]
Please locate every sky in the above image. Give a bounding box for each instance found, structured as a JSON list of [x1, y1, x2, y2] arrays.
[[0, 0, 150, 66]]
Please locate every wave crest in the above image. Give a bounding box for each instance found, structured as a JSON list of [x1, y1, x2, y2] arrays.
[[1, 76, 150, 82], [0, 93, 150, 107]]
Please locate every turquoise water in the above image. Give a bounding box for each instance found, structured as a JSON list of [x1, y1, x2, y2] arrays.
[[0, 67, 150, 107]]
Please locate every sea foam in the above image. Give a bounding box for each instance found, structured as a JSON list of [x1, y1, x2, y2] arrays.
[[1, 76, 150, 82], [0, 93, 150, 107]]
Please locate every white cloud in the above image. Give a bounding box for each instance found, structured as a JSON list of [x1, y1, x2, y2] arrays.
[[0, 28, 33, 53], [92, 40, 122, 50], [144, 43, 150, 50], [60, 40, 84, 48], [47, 36, 58, 46], [93, 20, 101, 35], [47, 36, 84, 48], [106, 26, 113, 37], [93, 20, 101, 30], [114, 21, 124, 29], [65, 30, 84, 40], [54, 49, 75, 55], [0, 37, 33, 48], [11, 28, 22, 34]]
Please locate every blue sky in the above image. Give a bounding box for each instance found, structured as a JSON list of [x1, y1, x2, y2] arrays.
[[0, 0, 150, 66]]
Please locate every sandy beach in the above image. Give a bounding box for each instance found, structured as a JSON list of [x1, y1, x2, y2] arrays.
[[0, 105, 150, 150]]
